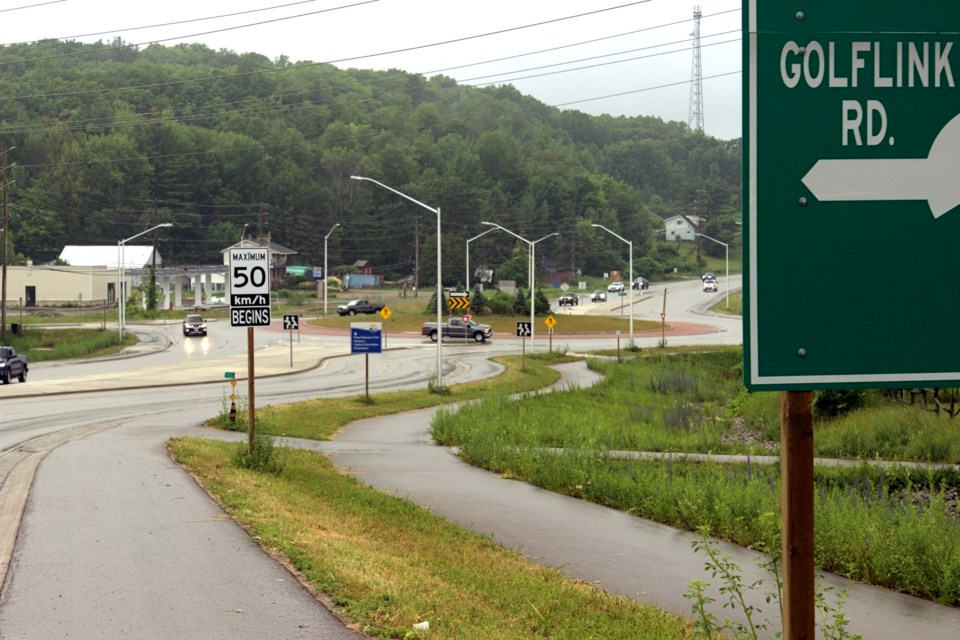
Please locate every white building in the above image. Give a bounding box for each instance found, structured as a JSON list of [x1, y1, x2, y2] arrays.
[[661, 215, 703, 242]]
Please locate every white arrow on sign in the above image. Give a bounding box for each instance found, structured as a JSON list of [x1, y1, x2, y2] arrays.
[[802, 113, 960, 218]]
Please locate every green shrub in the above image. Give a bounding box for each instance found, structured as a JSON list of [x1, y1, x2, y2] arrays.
[[232, 433, 284, 475], [815, 390, 866, 418]]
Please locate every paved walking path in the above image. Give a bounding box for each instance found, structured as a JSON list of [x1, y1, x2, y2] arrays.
[[2, 336, 959, 638], [316, 362, 960, 639]]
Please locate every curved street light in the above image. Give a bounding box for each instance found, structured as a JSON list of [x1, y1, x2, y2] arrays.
[[531, 232, 559, 340], [592, 223, 634, 345], [481, 223, 557, 354], [323, 223, 340, 316], [697, 232, 729, 309], [118, 222, 173, 341], [351, 176, 444, 390], [466, 227, 499, 293]]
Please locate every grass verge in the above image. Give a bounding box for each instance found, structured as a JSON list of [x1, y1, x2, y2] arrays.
[[170, 438, 694, 639], [208, 353, 575, 440], [5, 328, 137, 362]]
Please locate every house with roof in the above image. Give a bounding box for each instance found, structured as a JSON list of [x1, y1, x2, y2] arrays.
[[353, 259, 373, 275], [59, 245, 163, 270], [661, 215, 703, 241]]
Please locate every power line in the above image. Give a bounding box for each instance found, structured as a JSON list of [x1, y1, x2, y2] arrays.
[[0, 0, 65, 13], [13, 0, 327, 42], [0, 1, 653, 100]]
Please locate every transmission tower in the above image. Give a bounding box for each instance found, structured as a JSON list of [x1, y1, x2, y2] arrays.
[[688, 5, 704, 132]]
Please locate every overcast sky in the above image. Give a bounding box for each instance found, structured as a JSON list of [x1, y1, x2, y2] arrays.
[[3, 0, 743, 139]]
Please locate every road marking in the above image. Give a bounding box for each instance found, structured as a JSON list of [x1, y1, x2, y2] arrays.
[[802, 113, 960, 217]]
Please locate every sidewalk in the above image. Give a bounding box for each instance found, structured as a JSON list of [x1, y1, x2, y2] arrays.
[[3, 351, 959, 637]]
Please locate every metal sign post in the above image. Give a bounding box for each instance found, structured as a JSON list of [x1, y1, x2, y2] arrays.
[[229, 248, 270, 455], [283, 314, 299, 367], [544, 315, 556, 355], [351, 322, 382, 401], [516, 322, 531, 370]]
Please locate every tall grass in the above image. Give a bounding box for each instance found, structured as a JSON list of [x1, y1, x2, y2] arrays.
[[432, 348, 960, 605], [6, 328, 134, 362]]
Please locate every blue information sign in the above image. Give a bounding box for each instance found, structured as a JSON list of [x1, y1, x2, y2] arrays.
[[350, 322, 383, 354]]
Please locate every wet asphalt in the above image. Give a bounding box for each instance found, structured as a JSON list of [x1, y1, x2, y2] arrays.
[[2, 329, 960, 638]]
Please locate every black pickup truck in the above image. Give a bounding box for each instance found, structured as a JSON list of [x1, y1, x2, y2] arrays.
[[0, 346, 28, 384]]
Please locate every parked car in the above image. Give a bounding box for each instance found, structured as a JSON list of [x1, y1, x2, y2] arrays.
[[591, 290, 607, 302], [337, 299, 384, 316], [632, 277, 649, 290], [558, 293, 579, 306], [182, 314, 207, 337], [607, 282, 624, 293], [703, 278, 718, 292], [0, 346, 28, 384]]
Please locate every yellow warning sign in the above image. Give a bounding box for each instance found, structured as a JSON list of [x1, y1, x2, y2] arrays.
[[544, 315, 557, 330], [380, 306, 392, 320], [448, 295, 470, 310]]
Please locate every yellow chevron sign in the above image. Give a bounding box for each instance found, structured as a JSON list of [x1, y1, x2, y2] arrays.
[[448, 294, 470, 310]]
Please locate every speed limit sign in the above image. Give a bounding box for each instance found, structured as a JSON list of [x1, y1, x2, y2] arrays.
[[229, 247, 271, 327]]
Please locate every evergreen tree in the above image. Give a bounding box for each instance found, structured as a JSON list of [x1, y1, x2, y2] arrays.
[[469, 284, 486, 314], [513, 289, 529, 315]]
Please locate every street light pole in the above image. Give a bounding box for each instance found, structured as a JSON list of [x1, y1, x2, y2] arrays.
[[592, 224, 634, 345], [323, 223, 340, 316], [1, 146, 15, 343], [351, 176, 444, 389], [531, 233, 559, 344], [482, 222, 555, 354], [118, 222, 173, 341], [466, 227, 498, 293], [697, 232, 730, 308]]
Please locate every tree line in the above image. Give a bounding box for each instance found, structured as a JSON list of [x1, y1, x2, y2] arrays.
[[0, 38, 741, 284]]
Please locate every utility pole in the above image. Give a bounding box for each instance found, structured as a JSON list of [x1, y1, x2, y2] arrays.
[[414, 215, 420, 298], [1, 147, 8, 342]]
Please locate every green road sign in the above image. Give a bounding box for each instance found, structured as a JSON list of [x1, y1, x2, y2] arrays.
[[744, 2, 960, 390], [224, 371, 235, 379]]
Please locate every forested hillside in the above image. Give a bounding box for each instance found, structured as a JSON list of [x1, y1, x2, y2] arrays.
[[0, 39, 740, 283]]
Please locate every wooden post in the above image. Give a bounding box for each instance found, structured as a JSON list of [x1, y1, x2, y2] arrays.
[[247, 326, 255, 456], [661, 288, 668, 345], [781, 390, 815, 639]]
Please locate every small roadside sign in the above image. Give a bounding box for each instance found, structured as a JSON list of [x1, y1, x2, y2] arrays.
[[516, 322, 532, 337], [461, 313, 472, 323], [224, 371, 235, 379], [229, 247, 271, 327], [448, 293, 470, 310], [560, 283, 569, 292], [283, 314, 299, 331], [351, 322, 383, 354], [379, 306, 392, 320], [544, 315, 556, 330]]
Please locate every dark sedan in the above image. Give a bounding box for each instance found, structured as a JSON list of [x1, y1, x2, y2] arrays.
[[182, 314, 207, 337]]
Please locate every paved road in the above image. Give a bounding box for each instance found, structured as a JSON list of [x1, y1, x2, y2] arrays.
[[4, 302, 959, 638]]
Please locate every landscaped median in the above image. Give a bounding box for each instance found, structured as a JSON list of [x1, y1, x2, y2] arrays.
[[170, 353, 696, 639], [169, 439, 693, 639]]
